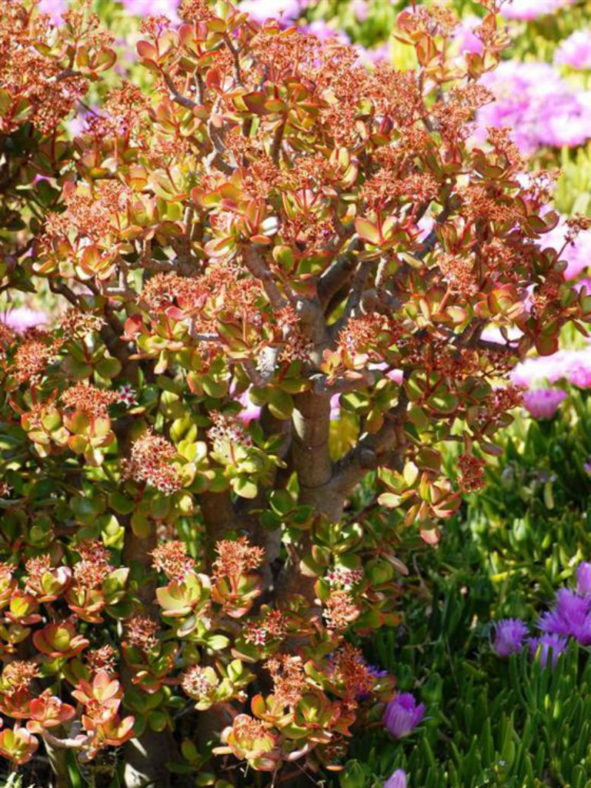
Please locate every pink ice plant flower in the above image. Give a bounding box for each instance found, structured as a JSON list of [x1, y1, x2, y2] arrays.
[[522, 388, 566, 420], [238, 389, 262, 425], [38, 0, 67, 24], [352, 0, 369, 22], [298, 19, 350, 43], [493, 619, 529, 656], [477, 61, 591, 154], [384, 770, 407, 788], [383, 693, 425, 739], [121, 0, 180, 19], [542, 217, 591, 281], [1, 307, 48, 333], [511, 347, 591, 389], [555, 30, 591, 70], [500, 0, 574, 21], [239, 0, 306, 23], [453, 16, 483, 56]]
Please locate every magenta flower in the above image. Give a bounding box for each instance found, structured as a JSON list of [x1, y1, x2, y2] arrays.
[[384, 769, 407, 788], [529, 634, 568, 668], [383, 693, 425, 739], [555, 30, 591, 70], [522, 389, 566, 420], [577, 562, 591, 596], [493, 619, 528, 656], [538, 589, 591, 639]]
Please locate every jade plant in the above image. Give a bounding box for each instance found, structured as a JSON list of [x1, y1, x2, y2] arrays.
[[0, 0, 589, 785]]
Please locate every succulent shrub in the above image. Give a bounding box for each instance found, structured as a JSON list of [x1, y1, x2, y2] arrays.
[[0, 0, 589, 785]]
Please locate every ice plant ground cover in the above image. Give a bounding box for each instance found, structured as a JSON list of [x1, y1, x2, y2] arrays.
[[2, 1, 591, 788]]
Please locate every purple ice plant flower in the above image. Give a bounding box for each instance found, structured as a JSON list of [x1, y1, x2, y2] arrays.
[[555, 30, 591, 70], [577, 562, 591, 596], [522, 389, 566, 420], [384, 770, 407, 788], [493, 619, 529, 656], [383, 693, 425, 739], [538, 588, 591, 638], [529, 634, 568, 668]]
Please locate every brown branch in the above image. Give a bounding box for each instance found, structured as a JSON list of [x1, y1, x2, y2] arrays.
[[311, 370, 375, 395], [161, 70, 198, 110], [223, 34, 243, 86], [317, 239, 360, 309], [329, 381, 410, 498], [270, 117, 287, 165], [242, 245, 287, 311], [330, 260, 372, 336]]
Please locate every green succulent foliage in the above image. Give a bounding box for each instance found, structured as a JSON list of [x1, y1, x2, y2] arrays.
[[344, 618, 591, 787], [460, 387, 591, 602]]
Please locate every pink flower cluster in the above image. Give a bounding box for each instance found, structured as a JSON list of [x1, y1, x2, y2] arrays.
[[511, 346, 591, 390], [555, 30, 591, 71], [522, 388, 567, 420], [478, 61, 591, 154]]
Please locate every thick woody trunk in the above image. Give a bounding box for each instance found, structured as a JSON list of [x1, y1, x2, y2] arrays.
[[122, 525, 177, 788]]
